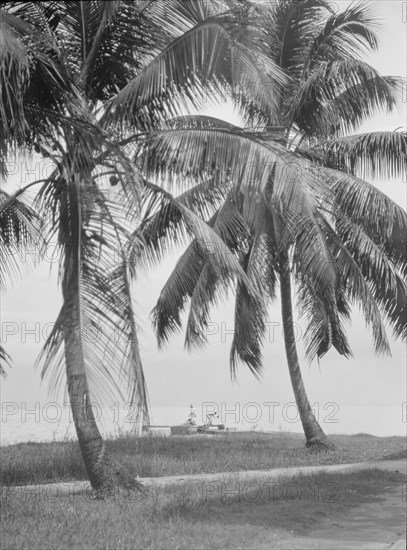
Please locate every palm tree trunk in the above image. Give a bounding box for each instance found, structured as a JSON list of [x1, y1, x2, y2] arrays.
[[63, 281, 142, 494], [279, 255, 335, 451], [61, 179, 142, 495]]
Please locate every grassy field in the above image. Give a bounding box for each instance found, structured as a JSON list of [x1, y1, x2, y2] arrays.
[[1, 468, 405, 550], [0, 432, 405, 486]]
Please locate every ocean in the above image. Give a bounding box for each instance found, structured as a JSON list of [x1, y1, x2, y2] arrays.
[[0, 403, 405, 445]]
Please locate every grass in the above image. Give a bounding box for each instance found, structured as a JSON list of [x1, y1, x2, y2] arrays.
[[1, 469, 405, 550], [0, 432, 405, 486]]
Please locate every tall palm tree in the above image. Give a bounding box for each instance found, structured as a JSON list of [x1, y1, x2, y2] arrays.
[[133, 0, 407, 449], [0, 0, 284, 491]]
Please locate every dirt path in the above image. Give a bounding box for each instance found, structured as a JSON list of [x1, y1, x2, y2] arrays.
[[144, 458, 405, 550], [2, 458, 406, 497], [273, 459, 406, 550], [140, 458, 407, 488], [2, 459, 405, 549], [277, 484, 406, 550]]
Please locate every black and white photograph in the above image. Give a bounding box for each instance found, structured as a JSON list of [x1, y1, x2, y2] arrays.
[[1, 1, 406, 548]]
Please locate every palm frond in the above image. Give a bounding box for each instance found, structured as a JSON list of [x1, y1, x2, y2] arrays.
[[152, 238, 208, 347], [289, 213, 337, 297], [322, 131, 407, 180], [35, 170, 145, 408], [99, 255, 150, 422], [288, 60, 400, 138], [260, 0, 334, 76], [140, 125, 340, 301], [0, 188, 42, 292], [230, 228, 275, 379], [0, 345, 12, 378], [137, 125, 296, 197], [103, 4, 287, 130], [304, 0, 380, 71], [0, 11, 30, 175], [323, 168, 407, 274], [269, 165, 338, 300], [141, 181, 256, 297], [127, 174, 230, 273], [317, 214, 393, 354], [312, 75, 403, 138], [183, 196, 250, 349], [183, 261, 229, 351], [76, 1, 120, 91], [0, 5, 87, 173], [62, 0, 158, 101], [334, 214, 407, 342], [151, 193, 250, 348], [296, 271, 352, 362]]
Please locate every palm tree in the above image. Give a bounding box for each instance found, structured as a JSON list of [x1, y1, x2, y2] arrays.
[[0, 0, 284, 491], [133, 0, 407, 449], [0, 188, 42, 377]]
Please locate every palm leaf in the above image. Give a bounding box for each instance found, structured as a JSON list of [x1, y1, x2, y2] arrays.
[[152, 238, 208, 348], [317, 214, 393, 354], [296, 270, 352, 361], [230, 228, 275, 379], [303, 0, 380, 71], [183, 195, 250, 349], [35, 164, 145, 409], [103, 2, 287, 130], [127, 174, 230, 272], [137, 125, 299, 197], [334, 214, 407, 342], [0, 345, 12, 378], [308, 75, 403, 138], [0, 11, 30, 176], [322, 131, 407, 180], [0, 186, 42, 378], [260, 0, 334, 76], [290, 61, 400, 138], [151, 193, 249, 348], [0, 188, 42, 291], [323, 168, 407, 274]]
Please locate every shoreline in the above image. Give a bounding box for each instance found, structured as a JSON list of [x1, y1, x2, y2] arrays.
[[1, 429, 405, 449], [1, 430, 403, 449], [1, 404, 405, 445]]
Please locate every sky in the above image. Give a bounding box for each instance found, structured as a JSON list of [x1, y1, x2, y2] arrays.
[[1, 1, 406, 435]]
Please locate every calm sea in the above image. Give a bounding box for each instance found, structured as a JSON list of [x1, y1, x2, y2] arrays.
[[0, 403, 405, 445]]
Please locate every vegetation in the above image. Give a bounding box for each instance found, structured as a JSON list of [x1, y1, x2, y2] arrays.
[[0, 188, 42, 376], [1, 0, 406, 493], [1, 468, 405, 549], [141, 0, 407, 449], [1, 433, 405, 486], [0, 0, 280, 492]]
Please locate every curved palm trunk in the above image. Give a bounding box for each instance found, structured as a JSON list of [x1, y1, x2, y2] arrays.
[[62, 180, 142, 495], [64, 294, 110, 488], [64, 274, 143, 495], [279, 256, 335, 451]]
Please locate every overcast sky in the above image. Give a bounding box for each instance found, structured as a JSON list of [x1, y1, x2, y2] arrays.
[[1, 1, 406, 433]]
